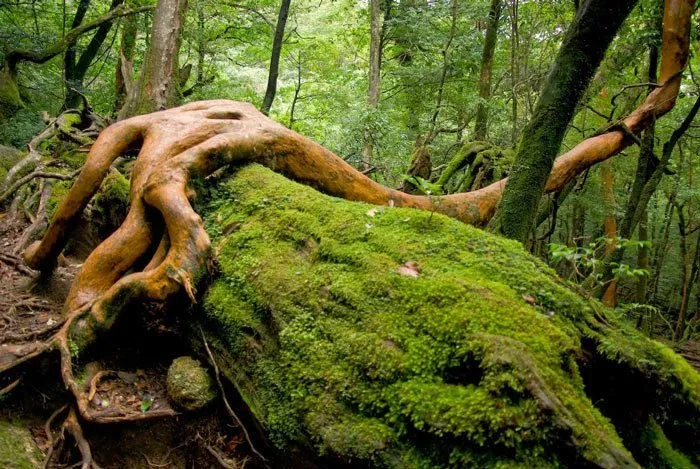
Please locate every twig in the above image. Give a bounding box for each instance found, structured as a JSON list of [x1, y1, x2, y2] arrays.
[[139, 451, 171, 468], [43, 404, 68, 469], [0, 168, 81, 205], [0, 377, 21, 396], [0, 253, 37, 276], [200, 328, 267, 464], [205, 445, 235, 469], [87, 370, 116, 401]]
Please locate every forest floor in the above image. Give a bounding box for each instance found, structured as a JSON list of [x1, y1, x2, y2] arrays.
[[0, 212, 257, 468]]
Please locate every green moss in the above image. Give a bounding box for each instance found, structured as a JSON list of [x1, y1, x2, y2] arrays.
[[60, 150, 86, 169], [99, 172, 130, 203], [0, 70, 24, 114], [639, 419, 695, 469], [0, 421, 42, 469], [201, 164, 699, 467], [46, 180, 73, 219]]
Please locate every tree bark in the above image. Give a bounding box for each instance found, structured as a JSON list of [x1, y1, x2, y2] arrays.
[[497, 0, 638, 243], [474, 0, 501, 141], [361, 0, 383, 171], [260, 0, 292, 115], [117, 0, 188, 119]]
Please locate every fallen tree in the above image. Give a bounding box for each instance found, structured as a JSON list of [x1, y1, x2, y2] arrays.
[[195, 165, 699, 467]]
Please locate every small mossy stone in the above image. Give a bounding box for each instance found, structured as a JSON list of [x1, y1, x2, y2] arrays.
[[0, 420, 42, 469], [166, 356, 217, 411]]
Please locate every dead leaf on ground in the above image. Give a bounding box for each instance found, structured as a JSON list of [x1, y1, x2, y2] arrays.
[[397, 261, 420, 278]]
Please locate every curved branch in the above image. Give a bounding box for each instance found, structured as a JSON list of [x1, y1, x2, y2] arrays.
[[4, 4, 153, 68], [468, 0, 694, 226]]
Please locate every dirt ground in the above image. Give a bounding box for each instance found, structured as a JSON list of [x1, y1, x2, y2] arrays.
[[0, 212, 258, 468]]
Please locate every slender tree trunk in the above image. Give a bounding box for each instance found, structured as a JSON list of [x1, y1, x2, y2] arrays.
[[651, 197, 675, 302], [497, 0, 638, 243], [474, 0, 502, 141], [400, 0, 458, 193], [261, 0, 291, 115], [601, 160, 618, 306], [64, 0, 124, 109], [63, 0, 91, 103], [675, 143, 695, 340], [675, 202, 691, 341], [118, 0, 188, 119], [361, 0, 383, 171], [508, 0, 519, 145], [114, 13, 137, 114], [636, 211, 649, 303], [289, 52, 302, 129]]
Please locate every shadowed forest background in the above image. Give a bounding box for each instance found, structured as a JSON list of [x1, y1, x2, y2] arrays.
[[1, 0, 700, 467]]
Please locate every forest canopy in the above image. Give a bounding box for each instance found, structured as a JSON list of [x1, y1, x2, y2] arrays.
[[1, 0, 700, 467]]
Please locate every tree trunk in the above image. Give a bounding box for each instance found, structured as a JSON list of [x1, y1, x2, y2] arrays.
[[260, 0, 292, 115], [651, 197, 675, 303], [600, 160, 617, 306], [114, 13, 137, 114], [675, 202, 691, 341], [63, 0, 124, 110], [361, 0, 383, 171], [117, 0, 188, 119], [473, 0, 502, 141], [63, 0, 92, 104], [636, 210, 649, 304], [497, 0, 638, 243], [508, 0, 519, 145]]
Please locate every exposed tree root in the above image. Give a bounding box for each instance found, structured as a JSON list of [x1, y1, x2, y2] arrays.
[[62, 407, 101, 469]]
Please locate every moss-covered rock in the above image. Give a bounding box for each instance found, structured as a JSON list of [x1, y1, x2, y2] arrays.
[[0, 420, 42, 469], [166, 356, 217, 411], [200, 164, 700, 468]]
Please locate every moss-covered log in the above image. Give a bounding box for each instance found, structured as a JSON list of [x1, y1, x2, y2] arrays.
[[198, 165, 699, 468]]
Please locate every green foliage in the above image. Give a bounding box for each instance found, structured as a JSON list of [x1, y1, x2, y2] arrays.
[[548, 237, 650, 287], [201, 165, 699, 467]]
